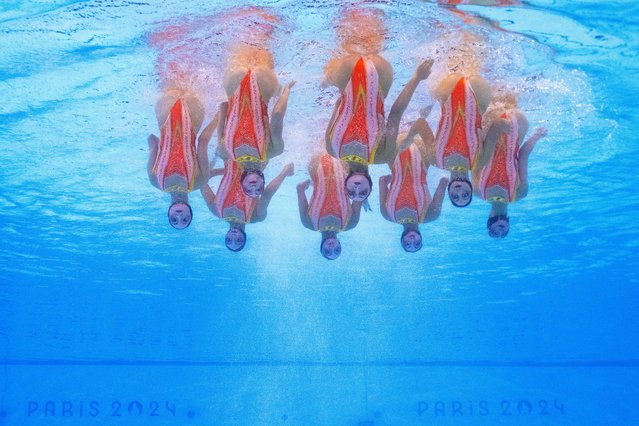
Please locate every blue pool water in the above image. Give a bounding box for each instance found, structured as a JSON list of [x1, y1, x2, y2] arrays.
[[1, 1, 638, 424]]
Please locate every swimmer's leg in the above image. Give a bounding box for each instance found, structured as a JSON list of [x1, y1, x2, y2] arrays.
[[468, 75, 491, 115], [323, 54, 359, 91], [430, 73, 463, 105]]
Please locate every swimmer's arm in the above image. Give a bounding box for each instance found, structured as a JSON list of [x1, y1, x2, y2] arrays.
[[296, 179, 314, 231], [516, 127, 547, 201], [386, 60, 434, 149], [269, 81, 295, 158], [215, 102, 230, 160], [424, 177, 448, 223], [345, 201, 362, 231], [378, 175, 393, 222], [397, 117, 433, 155], [147, 134, 160, 189], [195, 112, 220, 189], [200, 184, 220, 218], [253, 163, 294, 222]]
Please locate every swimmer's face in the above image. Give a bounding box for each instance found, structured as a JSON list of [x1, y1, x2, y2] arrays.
[[448, 180, 472, 207], [488, 217, 510, 239], [346, 174, 371, 202], [321, 237, 342, 260], [401, 230, 423, 253], [241, 172, 265, 198], [168, 202, 192, 229], [225, 228, 246, 251]]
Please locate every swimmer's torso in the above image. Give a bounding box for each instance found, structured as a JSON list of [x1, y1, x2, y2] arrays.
[[224, 70, 270, 163], [478, 113, 521, 203], [215, 161, 257, 224], [308, 154, 351, 232], [435, 76, 482, 172], [328, 57, 385, 165], [386, 145, 430, 224], [153, 98, 198, 192]]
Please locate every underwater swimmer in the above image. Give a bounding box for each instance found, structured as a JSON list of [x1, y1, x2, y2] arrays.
[[147, 92, 218, 229], [323, 8, 435, 205], [473, 92, 547, 238], [379, 118, 448, 252], [427, 31, 492, 207], [215, 14, 295, 199], [297, 153, 362, 260]]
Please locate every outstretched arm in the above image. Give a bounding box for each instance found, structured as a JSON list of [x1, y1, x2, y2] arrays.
[[194, 112, 220, 189], [424, 177, 449, 222], [269, 81, 295, 158], [252, 163, 294, 222], [199, 184, 220, 218], [209, 168, 225, 178], [296, 179, 315, 231], [397, 117, 435, 158], [379, 59, 434, 162], [378, 174, 393, 222], [147, 134, 160, 189], [344, 201, 362, 231], [516, 127, 547, 201]]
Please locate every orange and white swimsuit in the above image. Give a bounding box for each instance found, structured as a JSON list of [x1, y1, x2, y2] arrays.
[[308, 154, 351, 232], [478, 113, 520, 202], [385, 145, 430, 224], [215, 160, 258, 224], [328, 57, 385, 165], [434, 76, 482, 171], [152, 98, 197, 192], [224, 69, 270, 163]]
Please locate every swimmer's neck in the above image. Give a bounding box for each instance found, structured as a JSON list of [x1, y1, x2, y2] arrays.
[[230, 221, 245, 231], [241, 161, 264, 171], [450, 170, 468, 181], [171, 192, 189, 204], [347, 162, 368, 174], [321, 230, 338, 239], [490, 202, 508, 216], [402, 222, 419, 232]]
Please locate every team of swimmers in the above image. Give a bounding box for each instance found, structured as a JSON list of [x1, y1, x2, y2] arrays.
[[147, 8, 547, 259]]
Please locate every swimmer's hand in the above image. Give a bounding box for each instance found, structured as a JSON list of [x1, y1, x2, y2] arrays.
[[533, 127, 548, 139], [297, 179, 311, 192], [283, 162, 295, 177], [415, 59, 434, 81], [379, 174, 391, 187]]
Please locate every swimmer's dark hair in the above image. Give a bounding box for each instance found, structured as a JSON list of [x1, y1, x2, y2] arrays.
[[447, 177, 473, 208], [487, 214, 510, 238], [320, 236, 341, 260], [167, 202, 193, 229], [400, 228, 422, 253], [226, 228, 247, 252]]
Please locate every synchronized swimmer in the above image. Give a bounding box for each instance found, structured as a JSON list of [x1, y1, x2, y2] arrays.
[[147, 8, 547, 257]]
